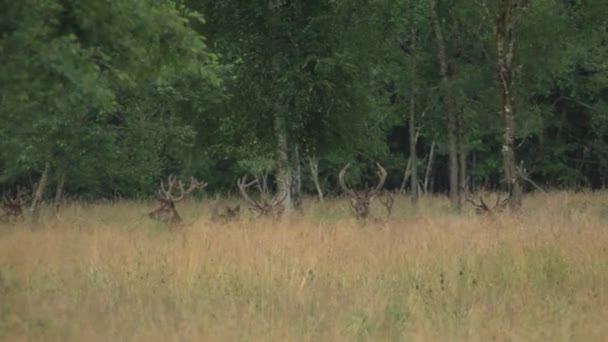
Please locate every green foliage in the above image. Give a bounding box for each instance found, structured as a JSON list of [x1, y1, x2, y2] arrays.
[[0, 0, 222, 196], [1, 0, 607, 197]]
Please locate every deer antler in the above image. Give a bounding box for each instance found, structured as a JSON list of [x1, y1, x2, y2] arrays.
[[212, 203, 241, 223], [158, 174, 177, 200], [495, 188, 512, 209], [2, 192, 15, 205], [150, 175, 207, 226], [378, 191, 394, 217], [237, 175, 287, 217], [465, 186, 512, 216], [1, 186, 29, 221], [465, 195, 491, 213], [158, 174, 207, 202], [3, 186, 28, 206], [271, 176, 290, 207], [369, 163, 388, 197], [338, 162, 389, 220], [338, 163, 358, 198], [177, 176, 207, 200], [237, 175, 262, 211]]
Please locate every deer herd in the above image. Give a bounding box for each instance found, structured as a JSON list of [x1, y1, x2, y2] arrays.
[[0, 163, 514, 226]]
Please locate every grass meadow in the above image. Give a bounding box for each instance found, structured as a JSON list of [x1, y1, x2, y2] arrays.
[[1, 192, 607, 341]]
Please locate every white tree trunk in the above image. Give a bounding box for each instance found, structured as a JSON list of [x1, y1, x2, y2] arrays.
[[30, 160, 51, 225], [424, 141, 436, 193], [308, 156, 324, 202], [274, 112, 292, 211]]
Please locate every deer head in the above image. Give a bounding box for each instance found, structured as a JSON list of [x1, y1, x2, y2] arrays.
[[149, 175, 207, 225], [465, 187, 512, 217], [211, 204, 241, 223], [1, 186, 29, 221], [237, 175, 287, 218], [338, 163, 388, 219]]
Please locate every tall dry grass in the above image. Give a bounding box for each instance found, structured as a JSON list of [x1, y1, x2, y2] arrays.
[[1, 192, 607, 341]]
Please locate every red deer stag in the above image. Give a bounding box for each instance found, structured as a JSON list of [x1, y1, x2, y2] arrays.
[[237, 175, 287, 218], [465, 187, 513, 217], [1, 186, 29, 221], [338, 163, 388, 220], [149, 175, 207, 226]]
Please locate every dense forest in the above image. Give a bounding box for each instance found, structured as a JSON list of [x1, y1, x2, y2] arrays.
[[1, 0, 607, 212]]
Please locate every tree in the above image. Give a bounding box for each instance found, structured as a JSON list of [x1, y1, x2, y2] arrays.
[[191, 0, 393, 208], [477, 0, 528, 209], [2, 0, 607, 204], [408, 24, 419, 204], [429, 0, 463, 210], [0, 0, 221, 219]]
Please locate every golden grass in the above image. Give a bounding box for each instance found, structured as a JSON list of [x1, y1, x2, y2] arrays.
[[1, 192, 607, 341]]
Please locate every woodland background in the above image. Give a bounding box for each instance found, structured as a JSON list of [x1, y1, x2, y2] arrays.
[[1, 0, 607, 210], [2, 2, 608, 340]]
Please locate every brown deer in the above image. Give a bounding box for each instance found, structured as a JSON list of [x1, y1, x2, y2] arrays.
[[237, 175, 287, 218], [465, 187, 513, 217], [338, 163, 388, 220], [149, 175, 207, 226], [1, 186, 29, 221], [211, 204, 241, 223]]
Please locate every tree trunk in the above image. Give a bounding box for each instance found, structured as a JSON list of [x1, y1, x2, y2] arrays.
[[274, 112, 292, 211], [458, 108, 467, 197], [308, 156, 324, 202], [291, 145, 302, 209], [54, 170, 67, 210], [408, 27, 418, 205], [268, 0, 292, 211], [399, 131, 418, 192], [538, 113, 545, 159], [430, 0, 461, 210], [399, 158, 412, 193], [30, 160, 51, 225], [491, 0, 526, 209], [429, 156, 436, 193], [556, 107, 567, 142], [471, 151, 477, 192], [500, 94, 522, 208], [424, 141, 436, 193]]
